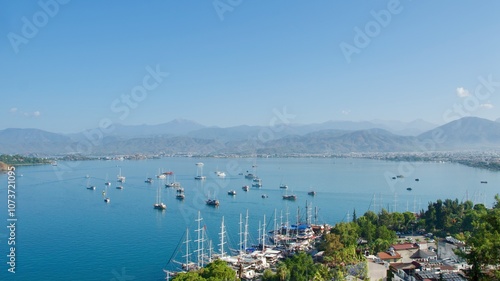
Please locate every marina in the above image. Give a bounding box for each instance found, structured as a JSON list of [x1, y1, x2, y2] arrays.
[[1, 157, 497, 280]]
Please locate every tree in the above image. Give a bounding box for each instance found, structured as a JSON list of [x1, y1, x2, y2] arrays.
[[459, 196, 500, 280], [172, 271, 205, 281], [200, 260, 237, 281], [331, 222, 360, 247]]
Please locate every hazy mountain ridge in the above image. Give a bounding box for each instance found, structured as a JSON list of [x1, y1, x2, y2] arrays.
[[0, 117, 499, 155], [417, 117, 500, 150]]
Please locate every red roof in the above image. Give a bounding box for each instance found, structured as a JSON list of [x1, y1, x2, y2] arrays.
[[378, 251, 402, 260]]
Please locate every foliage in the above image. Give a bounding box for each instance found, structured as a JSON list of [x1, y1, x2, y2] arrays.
[[0, 154, 51, 166], [172, 260, 237, 281], [457, 195, 500, 280]]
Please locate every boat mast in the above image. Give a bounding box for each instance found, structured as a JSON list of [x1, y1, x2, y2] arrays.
[[285, 206, 289, 238], [195, 211, 204, 268], [239, 213, 243, 255], [273, 209, 277, 246], [314, 206, 318, 225], [262, 214, 266, 251], [219, 216, 226, 258], [183, 228, 191, 268], [296, 206, 300, 225], [244, 210, 249, 252]]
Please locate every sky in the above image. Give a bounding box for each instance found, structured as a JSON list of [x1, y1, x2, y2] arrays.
[[2, 0, 500, 133]]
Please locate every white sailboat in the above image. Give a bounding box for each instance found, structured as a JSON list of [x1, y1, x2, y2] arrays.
[[153, 181, 166, 210], [103, 184, 110, 203], [86, 178, 96, 190], [117, 168, 125, 183], [194, 162, 206, 180]]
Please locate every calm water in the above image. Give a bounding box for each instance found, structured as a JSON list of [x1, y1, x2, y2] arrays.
[[0, 157, 498, 280]]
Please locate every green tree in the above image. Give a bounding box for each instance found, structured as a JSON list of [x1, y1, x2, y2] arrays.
[[200, 260, 237, 281], [172, 271, 205, 281]]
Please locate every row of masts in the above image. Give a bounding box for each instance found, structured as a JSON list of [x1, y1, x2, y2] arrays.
[[172, 202, 320, 272]]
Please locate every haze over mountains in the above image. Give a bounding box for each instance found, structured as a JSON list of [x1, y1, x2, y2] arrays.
[[1, 117, 500, 155]]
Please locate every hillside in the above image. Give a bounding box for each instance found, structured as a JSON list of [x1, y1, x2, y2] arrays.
[[0, 117, 499, 155]]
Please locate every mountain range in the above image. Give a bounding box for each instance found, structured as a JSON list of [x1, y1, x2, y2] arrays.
[[1, 117, 499, 155]]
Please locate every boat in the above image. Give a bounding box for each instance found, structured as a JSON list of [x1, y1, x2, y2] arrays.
[[103, 186, 110, 203], [261, 194, 268, 198], [480, 181, 488, 184], [282, 194, 297, 201], [145, 177, 153, 184], [117, 168, 125, 183], [165, 175, 181, 188], [242, 185, 249, 191], [206, 199, 219, 207], [157, 168, 167, 179], [252, 178, 262, 188], [307, 191, 316, 196], [228, 190, 237, 196], [406, 187, 412, 191], [85, 178, 96, 190], [153, 181, 167, 210], [415, 178, 420, 182], [215, 170, 226, 178], [176, 193, 185, 200], [194, 162, 206, 180], [279, 184, 288, 189], [244, 173, 256, 179], [104, 174, 111, 186], [116, 185, 123, 190], [392, 176, 397, 180], [51, 161, 58, 166], [396, 175, 404, 178]]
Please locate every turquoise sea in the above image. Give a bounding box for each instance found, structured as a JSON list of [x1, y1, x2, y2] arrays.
[[0, 157, 498, 280]]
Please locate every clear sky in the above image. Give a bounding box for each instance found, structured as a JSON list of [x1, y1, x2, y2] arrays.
[[2, 0, 500, 133]]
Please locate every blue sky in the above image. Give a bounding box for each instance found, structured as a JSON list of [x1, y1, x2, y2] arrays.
[[2, 0, 500, 133]]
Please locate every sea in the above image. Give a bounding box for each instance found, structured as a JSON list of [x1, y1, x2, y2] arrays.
[[0, 157, 498, 281]]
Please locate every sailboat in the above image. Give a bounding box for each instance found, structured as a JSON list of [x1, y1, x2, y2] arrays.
[[194, 162, 206, 180], [86, 178, 96, 190], [104, 174, 111, 186], [282, 189, 297, 200], [103, 185, 110, 203], [165, 174, 181, 188], [154, 181, 167, 210], [117, 168, 126, 183]]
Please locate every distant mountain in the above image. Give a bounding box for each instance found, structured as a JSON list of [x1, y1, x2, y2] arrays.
[[70, 119, 206, 140], [371, 119, 437, 136], [258, 129, 418, 154], [93, 136, 226, 155], [1, 117, 499, 155], [0, 128, 72, 155], [418, 117, 500, 149]]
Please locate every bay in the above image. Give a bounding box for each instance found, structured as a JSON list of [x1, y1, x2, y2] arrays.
[[0, 157, 498, 281]]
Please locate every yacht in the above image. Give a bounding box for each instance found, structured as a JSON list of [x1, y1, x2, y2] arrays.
[[279, 184, 288, 189], [116, 185, 124, 190], [282, 194, 297, 201], [154, 183, 167, 210], [215, 171, 226, 178], [206, 199, 219, 207], [117, 168, 125, 183], [242, 185, 249, 192], [145, 177, 153, 184], [252, 178, 262, 188], [227, 190, 237, 196], [307, 191, 316, 196], [195, 162, 206, 180]]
